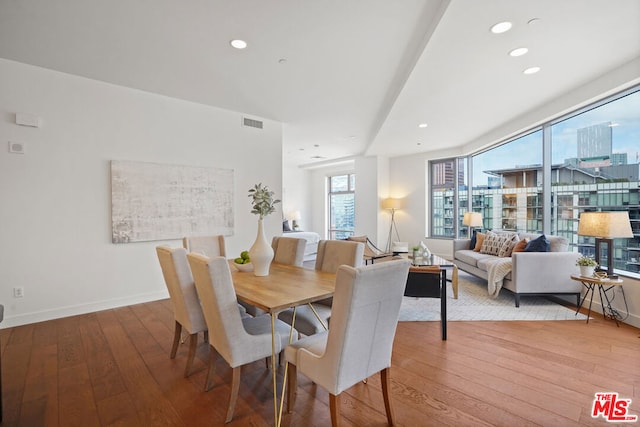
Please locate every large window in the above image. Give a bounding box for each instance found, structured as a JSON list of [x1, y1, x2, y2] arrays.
[[550, 89, 640, 274], [429, 85, 640, 276], [328, 173, 355, 239]]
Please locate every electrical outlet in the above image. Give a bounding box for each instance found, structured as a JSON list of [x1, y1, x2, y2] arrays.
[[13, 287, 24, 298]]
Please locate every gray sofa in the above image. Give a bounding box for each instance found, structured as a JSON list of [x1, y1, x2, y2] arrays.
[[453, 232, 583, 307]]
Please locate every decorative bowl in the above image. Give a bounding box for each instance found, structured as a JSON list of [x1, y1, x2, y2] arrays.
[[234, 262, 253, 272]]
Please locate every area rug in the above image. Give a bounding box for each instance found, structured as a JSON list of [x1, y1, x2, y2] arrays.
[[399, 270, 589, 321]]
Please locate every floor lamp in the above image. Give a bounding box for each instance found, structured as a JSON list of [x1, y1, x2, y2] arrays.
[[577, 211, 633, 273], [463, 212, 483, 238], [382, 198, 403, 253]]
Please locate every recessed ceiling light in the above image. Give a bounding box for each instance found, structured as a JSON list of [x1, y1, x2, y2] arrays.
[[490, 21, 512, 34], [418, 123, 428, 128], [523, 66, 541, 75], [609, 123, 620, 127], [528, 18, 541, 26], [509, 47, 529, 57], [230, 39, 247, 49], [278, 58, 287, 64]]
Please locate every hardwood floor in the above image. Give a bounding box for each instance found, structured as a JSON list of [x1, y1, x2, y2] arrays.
[[1, 299, 638, 426]]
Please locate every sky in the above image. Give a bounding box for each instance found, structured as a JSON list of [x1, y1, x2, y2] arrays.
[[472, 89, 640, 186]]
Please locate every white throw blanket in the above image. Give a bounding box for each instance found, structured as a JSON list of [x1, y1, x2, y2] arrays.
[[486, 257, 513, 297]]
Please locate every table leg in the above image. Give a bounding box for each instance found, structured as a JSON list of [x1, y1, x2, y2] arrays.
[[440, 269, 447, 340], [598, 285, 621, 327], [452, 265, 459, 299], [270, 314, 278, 427], [576, 282, 594, 323]]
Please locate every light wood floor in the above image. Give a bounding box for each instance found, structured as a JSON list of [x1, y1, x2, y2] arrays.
[[1, 299, 638, 426]]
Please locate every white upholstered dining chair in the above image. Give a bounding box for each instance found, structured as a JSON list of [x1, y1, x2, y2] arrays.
[[187, 253, 297, 423], [278, 239, 365, 336], [285, 259, 410, 426], [271, 236, 306, 267], [183, 235, 226, 258], [155, 245, 208, 378]]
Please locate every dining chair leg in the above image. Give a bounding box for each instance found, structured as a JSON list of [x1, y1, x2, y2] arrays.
[[184, 333, 198, 377], [204, 345, 217, 391], [329, 393, 340, 427], [225, 366, 242, 423], [381, 368, 395, 426], [287, 364, 297, 413], [170, 321, 182, 359]]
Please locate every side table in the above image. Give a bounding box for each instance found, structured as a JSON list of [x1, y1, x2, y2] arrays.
[[570, 274, 627, 326]]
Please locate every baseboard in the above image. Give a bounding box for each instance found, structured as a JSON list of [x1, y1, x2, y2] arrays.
[[584, 297, 640, 329], [0, 290, 169, 329]]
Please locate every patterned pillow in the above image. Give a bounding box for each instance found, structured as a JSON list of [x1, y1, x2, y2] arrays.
[[480, 232, 504, 256], [498, 233, 520, 257]]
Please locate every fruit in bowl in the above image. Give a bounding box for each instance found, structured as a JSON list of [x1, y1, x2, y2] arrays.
[[233, 250, 253, 272]]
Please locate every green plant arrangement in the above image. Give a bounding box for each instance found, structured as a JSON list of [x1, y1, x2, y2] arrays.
[[576, 256, 598, 267], [248, 183, 281, 219]]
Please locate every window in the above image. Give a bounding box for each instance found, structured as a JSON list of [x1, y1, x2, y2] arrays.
[[550, 88, 640, 274], [328, 173, 355, 239], [471, 130, 543, 233], [430, 158, 466, 238], [429, 85, 640, 276]]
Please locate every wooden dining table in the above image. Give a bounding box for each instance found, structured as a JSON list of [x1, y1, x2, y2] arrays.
[[229, 261, 336, 426]]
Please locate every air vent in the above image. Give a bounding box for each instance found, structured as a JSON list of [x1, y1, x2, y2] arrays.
[[242, 117, 263, 129]]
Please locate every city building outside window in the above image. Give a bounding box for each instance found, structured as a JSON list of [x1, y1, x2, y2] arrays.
[[328, 173, 355, 239], [429, 86, 640, 276]]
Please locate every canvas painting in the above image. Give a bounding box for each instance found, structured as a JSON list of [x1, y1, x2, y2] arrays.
[[111, 160, 234, 243]]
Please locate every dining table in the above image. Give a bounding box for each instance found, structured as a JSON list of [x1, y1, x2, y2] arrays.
[[229, 260, 336, 426]]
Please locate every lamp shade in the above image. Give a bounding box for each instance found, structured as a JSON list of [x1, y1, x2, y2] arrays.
[[290, 210, 301, 221], [463, 212, 483, 227], [381, 198, 404, 210], [577, 211, 633, 238]]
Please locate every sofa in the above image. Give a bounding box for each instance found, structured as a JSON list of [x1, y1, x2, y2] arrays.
[[453, 231, 583, 307]]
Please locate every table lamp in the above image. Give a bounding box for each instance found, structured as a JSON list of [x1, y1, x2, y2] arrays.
[[577, 211, 633, 273], [291, 210, 301, 230], [382, 198, 404, 253], [463, 212, 483, 238]]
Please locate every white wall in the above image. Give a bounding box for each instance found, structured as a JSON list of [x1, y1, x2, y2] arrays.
[[0, 59, 283, 328]]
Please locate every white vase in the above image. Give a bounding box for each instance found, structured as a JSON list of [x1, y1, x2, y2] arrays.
[[580, 265, 595, 277], [249, 219, 274, 276]]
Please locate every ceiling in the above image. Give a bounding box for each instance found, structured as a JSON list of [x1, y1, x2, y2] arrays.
[[1, 0, 639, 168]]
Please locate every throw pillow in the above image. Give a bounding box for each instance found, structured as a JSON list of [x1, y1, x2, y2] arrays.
[[511, 238, 529, 253], [498, 233, 520, 257], [469, 230, 477, 251], [480, 232, 505, 256], [525, 234, 550, 252], [473, 232, 486, 252], [283, 220, 292, 232]]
